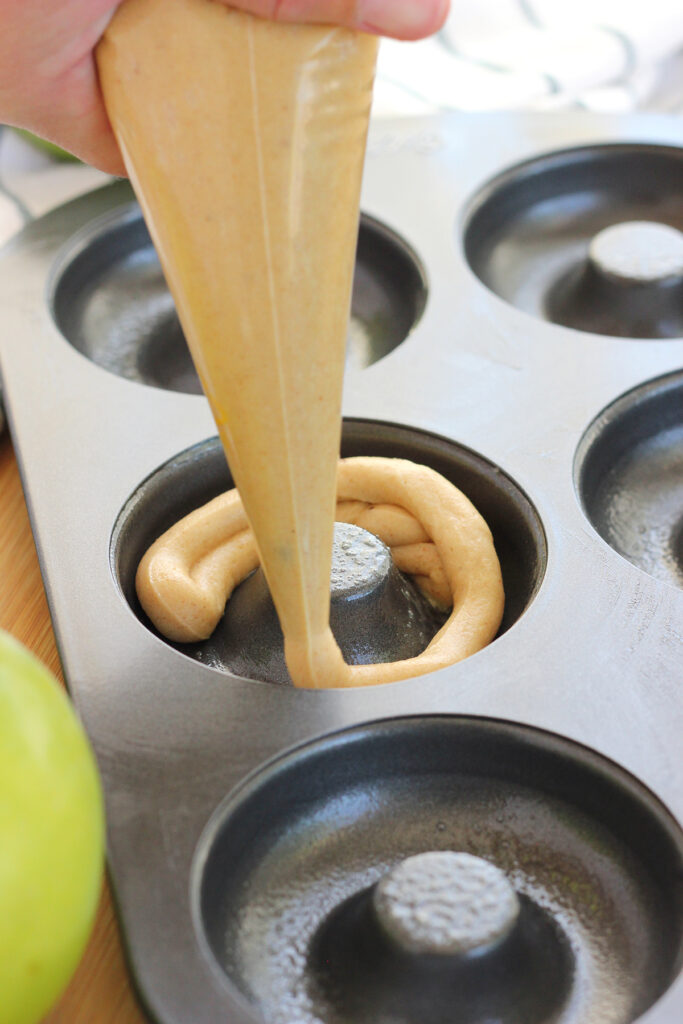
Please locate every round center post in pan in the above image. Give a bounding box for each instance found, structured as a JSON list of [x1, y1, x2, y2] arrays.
[[216, 520, 449, 685]]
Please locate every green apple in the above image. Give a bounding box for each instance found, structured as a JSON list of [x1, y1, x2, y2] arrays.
[[0, 630, 104, 1024]]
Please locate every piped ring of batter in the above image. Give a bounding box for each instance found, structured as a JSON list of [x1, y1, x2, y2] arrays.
[[135, 456, 504, 686]]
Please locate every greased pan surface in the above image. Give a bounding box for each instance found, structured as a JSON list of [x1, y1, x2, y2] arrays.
[[0, 112, 682, 1023]]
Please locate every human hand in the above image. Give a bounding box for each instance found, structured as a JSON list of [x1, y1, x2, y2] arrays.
[[0, 0, 449, 177]]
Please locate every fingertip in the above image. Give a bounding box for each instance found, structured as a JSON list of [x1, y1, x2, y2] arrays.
[[224, 0, 450, 41], [431, 0, 451, 35], [356, 0, 450, 41]]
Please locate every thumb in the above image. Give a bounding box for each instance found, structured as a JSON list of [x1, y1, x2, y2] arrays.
[[216, 1, 450, 41]]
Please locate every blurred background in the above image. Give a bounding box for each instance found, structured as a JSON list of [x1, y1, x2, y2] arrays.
[[374, 0, 683, 117], [1, 0, 682, 248]]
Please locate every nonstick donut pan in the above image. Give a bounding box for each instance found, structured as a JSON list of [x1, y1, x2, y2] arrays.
[[0, 111, 682, 1024]]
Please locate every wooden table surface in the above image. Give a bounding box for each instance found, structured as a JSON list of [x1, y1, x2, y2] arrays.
[[0, 430, 147, 1024]]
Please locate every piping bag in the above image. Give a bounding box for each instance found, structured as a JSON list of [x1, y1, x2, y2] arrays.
[[96, 0, 378, 688]]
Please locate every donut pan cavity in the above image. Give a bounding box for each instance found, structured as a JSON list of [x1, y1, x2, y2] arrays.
[[463, 143, 683, 337], [576, 371, 683, 590], [0, 112, 682, 1024], [50, 203, 427, 391], [195, 717, 683, 1024], [111, 424, 545, 675]]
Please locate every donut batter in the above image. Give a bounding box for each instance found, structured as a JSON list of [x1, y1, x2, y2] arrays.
[[98, 0, 378, 687], [136, 457, 504, 688]]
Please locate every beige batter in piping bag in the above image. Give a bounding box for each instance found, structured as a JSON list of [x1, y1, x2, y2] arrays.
[[97, 0, 379, 687]]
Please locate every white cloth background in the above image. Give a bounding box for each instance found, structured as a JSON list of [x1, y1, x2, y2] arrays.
[[375, 0, 683, 116], [0, 0, 682, 430]]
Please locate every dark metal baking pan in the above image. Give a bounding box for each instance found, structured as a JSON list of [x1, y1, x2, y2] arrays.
[[0, 112, 682, 1023]]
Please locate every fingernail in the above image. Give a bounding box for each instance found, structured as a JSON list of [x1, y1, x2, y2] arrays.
[[358, 0, 446, 39]]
